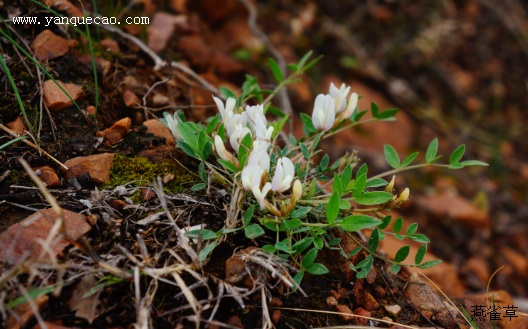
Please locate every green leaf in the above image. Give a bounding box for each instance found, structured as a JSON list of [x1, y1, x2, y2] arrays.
[[378, 215, 392, 230], [178, 122, 198, 149], [275, 240, 292, 253], [305, 263, 329, 275], [300, 113, 318, 136], [198, 162, 207, 182], [341, 215, 381, 232], [243, 205, 255, 226], [448, 162, 464, 169], [302, 55, 323, 72], [460, 160, 489, 167], [268, 58, 284, 82], [352, 174, 367, 198], [238, 132, 253, 167], [206, 114, 221, 134], [368, 229, 379, 253], [245, 224, 265, 239], [186, 229, 216, 240], [191, 183, 206, 191], [356, 255, 373, 270], [417, 260, 442, 269], [384, 144, 400, 169], [415, 244, 427, 265], [401, 152, 419, 168], [377, 108, 399, 120], [302, 248, 318, 268], [389, 264, 401, 273], [287, 63, 298, 72], [393, 233, 405, 240], [262, 244, 276, 253], [293, 271, 304, 291], [313, 237, 324, 249], [348, 246, 362, 257], [339, 200, 351, 210], [297, 50, 313, 70], [449, 144, 466, 165], [7, 286, 55, 310], [354, 191, 394, 205], [284, 219, 302, 231], [333, 173, 343, 195], [393, 217, 403, 233], [406, 223, 418, 236], [352, 109, 367, 122], [395, 245, 410, 263], [426, 138, 438, 163], [199, 241, 218, 262], [409, 234, 430, 243], [177, 140, 196, 158], [356, 163, 368, 178], [318, 154, 329, 172], [219, 86, 237, 100], [365, 177, 388, 188], [290, 206, 312, 219], [326, 191, 340, 224], [292, 237, 313, 254], [300, 142, 310, 160], [217, 159, 239, 173], [371, 102, 380, 118], [341, 164, 353, 187], [311, 132, 324, 151]]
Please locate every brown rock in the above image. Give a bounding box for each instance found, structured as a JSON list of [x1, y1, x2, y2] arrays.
[[64, 153, 116, 184], [123, 90, 141, 108], [178, 35, 212, 69], [34, 166, 61, 187], [86, 105, 97, 116], [461, 257, 490, 287], [361, 291, 380, 311], [141, 188, 156, 201], [195, 0, 242, 24], [101, 38, 120, 53], [0, 209, 91, 264], [501, 246, 528, 274], [148, 12, 176, 53], [330, 289, 342, 300], [271, 310, 281, 324], [77, 54, 111, 76], [42, 80, 83, 111], [96, 117, 131, 146], [31, 30, 69, 61], [143, 119, 176, 146], [335, 304, 354, 322], [226, 315, 243, 328], [171, 0, 187, 13], [326, 296, 338, 306], [270, 297, 283, 307], [353, 307, 371, 326], [416, 193, 489, 229], [6, 116, 27, 135], [7, 294, 48, 329], [404, 274, 460, 328], [225, 246, 261, 289], [455, 291, 526, 329]]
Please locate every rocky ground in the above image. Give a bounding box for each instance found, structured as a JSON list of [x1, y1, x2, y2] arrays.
[[1, 0, 528, 328]]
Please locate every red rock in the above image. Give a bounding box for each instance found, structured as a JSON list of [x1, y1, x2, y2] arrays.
[[0, 209, 91, 264], [7, 294, 48, 329], [147, 12, 176, 53], [226, 315, 243, 328], [34, 166, 61, 187], [63, 153, 116, 184], [461, 257, 490, 287], [96, 117, 131, 146], [335, 304, 354, 322], [361, 291, 380, 311], [272, 310, 281, 324], [143, 119, 176, 146], [31, 30, 69, 61], [353, 307, 371, 326], [195, 0, 242, 24], [42, 80, 83, 112], [501, 246, 528, 274], [326, 296, 338, 306], [330, 289, 342, 300], [101, 38, 120, 53], [416, 193, 489, 229], [86, 105, 97, 116], [6, 116, 26, 135], [123, 90, 141, 108], [270, 297, 283, 307], [141, 188, 157, 201]]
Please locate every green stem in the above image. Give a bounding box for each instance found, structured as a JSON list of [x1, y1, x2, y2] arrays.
[[367, 163, 450, 181]]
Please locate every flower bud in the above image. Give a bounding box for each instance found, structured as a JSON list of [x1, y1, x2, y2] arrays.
[[397, 188, 410, 203], [385, 175, 395, 193], [214, 135, 235, 164]]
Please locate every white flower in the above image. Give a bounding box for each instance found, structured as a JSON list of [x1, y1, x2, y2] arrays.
[[339, 92, 358, 120], [214, 135, 234, 163], [271, 157, 295, 192], [312, 94, 335, 131], [245, 104, 268, 138], [229, 126, 251, 153], [213, 96, 236, 123], [329, 82, 351, 114], [225, 113, 248, 138], [241, 164, 271, 210], [163, 112, 182, 140], [247, 148, 270, 172]]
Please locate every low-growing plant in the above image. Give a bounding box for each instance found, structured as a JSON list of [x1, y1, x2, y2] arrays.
[[162, 51, 487, 287]]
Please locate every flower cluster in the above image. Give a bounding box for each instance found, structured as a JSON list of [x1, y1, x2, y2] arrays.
[[212, 96, 301, 212], [312, 83, 358, 131]]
